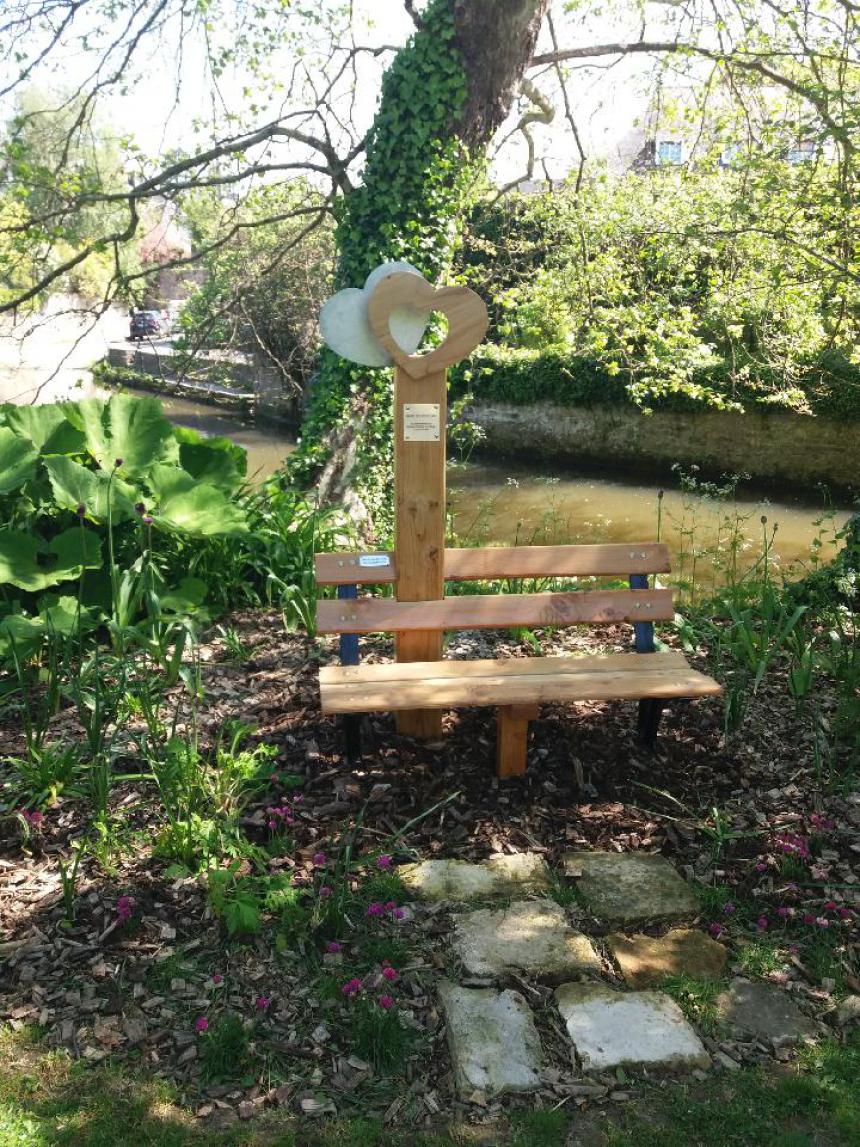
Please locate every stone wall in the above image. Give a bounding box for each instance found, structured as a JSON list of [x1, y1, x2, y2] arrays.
[[468, 402, 859, 495]]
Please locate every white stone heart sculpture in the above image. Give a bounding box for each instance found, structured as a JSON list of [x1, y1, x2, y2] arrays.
[[319, 261, 430, 367]]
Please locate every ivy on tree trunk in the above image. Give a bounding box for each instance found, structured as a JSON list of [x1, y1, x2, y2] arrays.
[[289, 0, 548, 538]]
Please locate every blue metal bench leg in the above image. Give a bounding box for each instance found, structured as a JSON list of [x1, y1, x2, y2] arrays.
[[630, 573, 665, 750], [337, 585, 362, 763]]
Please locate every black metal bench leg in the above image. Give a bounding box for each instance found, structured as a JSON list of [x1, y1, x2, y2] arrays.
[[343, 714, 362, 764], [637, 699, 666, 748]]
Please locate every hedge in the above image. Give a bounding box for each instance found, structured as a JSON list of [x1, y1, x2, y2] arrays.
[[449, 345, 860, 422]]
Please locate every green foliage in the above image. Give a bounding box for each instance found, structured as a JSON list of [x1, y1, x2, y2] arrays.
[[452, 168, 860, 419], [150, 730, 277, 868], [177, 180, 334, 393], [347, 996, 413, 1075], [206, 862, 264, 937], [290, 0, 473, 526], [199, 1012, 251, 1081], [0, 394, 247, 661]]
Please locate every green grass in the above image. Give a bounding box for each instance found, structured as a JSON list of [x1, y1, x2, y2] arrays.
[[2, 1025, 858, 1147], [735, 938, 785, 978], [658, 975, 725, 1036]]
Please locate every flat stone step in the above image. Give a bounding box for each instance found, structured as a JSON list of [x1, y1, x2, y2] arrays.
[[452, 900, 602, 982], [400, 854, 550, 903], [563, 850, 698, 927], [555, 983, 711, 1072], [607, 928, 728, 988], [438, 981, 544, 1096], [715, 979, 821, 1046]]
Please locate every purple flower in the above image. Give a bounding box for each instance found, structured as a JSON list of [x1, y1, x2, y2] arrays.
[[116, 895, 135, 924], [378, 995, 394, 1010], [775, 833, 810, 860], [142, 515, 154, 525], [809, 813, 834, 832], [777, 906, 791, 919], [134, 502, 146, 515], [722, 902, 736, 915], [382, 966, 397, 982], [839, 908, 853, 920], [75, 503, 86, 518], [709, 922, 723, 938], [326, 942, 342, 953], [816, 917, 830, 929], [366, 902, 384, 917], [341, 978, 362, 997], [377, 855, 392, 870], [114, 458, 124, 469], [212, 973, 223, 985], [195, 1016, 209, 1033], [803, 913, 816, 925], [756, 915, 768, 931], [255, 996, 270, 1011], [312, 851, 327, 867], [21, 810, 44, 827], [392, 907, 405, 920], [755, 862, 768, 873], [318, 886, 332, 899]]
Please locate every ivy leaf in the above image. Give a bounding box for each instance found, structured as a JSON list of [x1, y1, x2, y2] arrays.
[[0, 427, 38, 494], [146, 464, 247, 536], [43, 455, 137, 523]]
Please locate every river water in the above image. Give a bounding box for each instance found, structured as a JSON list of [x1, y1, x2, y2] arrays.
[[76, 390, 857, 588], [0, 308, 852, 588]]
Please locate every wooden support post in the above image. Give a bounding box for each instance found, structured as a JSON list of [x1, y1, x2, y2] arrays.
[[366, 272, 488, 741], [496, 703, 540, 779], [392, 363, 446, 738]]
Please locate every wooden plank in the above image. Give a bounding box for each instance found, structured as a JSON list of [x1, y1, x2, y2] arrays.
[[316, 588, 675, 635], [320, 659, 722, 714], [315, 552, 396, 585], [315, 543, 671, 586], [391, 360, 447, 738], [320, 650, 691, 684], [496, 704, 539, 779]]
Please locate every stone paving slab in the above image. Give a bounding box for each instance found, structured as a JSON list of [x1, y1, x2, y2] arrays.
[[452, 900, 602, 982], [563, 851, 698, 927], [554, 983, 711, 1072], [400, 854, 550, 903], [607, 928, 728, 988], [438, 981, 544, 1096], [715, 978, 821, 1046]]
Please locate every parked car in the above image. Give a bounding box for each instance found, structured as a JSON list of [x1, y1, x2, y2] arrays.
[[129, 310, 163, 341]]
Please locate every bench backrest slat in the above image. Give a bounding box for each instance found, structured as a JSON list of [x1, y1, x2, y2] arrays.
[[315, 543, 670, 586], [316, 588, 674, 635]]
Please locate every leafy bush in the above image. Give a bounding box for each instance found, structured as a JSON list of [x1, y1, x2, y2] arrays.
[[454, 169, 860, 419], [0, 394, 248, 661]]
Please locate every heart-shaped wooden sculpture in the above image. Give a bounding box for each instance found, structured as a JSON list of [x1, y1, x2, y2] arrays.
[[367, 272, 488, 380]]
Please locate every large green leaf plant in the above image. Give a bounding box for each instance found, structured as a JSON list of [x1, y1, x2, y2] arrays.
[[0, 394, 248, 659]]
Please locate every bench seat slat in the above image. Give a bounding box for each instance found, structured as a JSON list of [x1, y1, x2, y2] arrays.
[[315, 543, 671, 586], [319, 649, 690, 683], [316, 588, 674, 635], [320, 652, 722, 714]]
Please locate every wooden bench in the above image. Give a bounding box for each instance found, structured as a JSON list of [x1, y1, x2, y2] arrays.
[[315, 541, 722, 777]]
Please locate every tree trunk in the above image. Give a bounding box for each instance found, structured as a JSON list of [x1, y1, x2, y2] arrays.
[[290, 0, 548, 538]]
